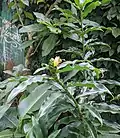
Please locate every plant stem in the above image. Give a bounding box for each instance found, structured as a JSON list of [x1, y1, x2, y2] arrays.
[[56, 78, 83, 120]]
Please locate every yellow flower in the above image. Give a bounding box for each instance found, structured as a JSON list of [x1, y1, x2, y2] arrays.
[[54, 56, 62, 67]]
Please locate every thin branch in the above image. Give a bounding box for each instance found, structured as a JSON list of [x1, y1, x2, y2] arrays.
[[45, 0, 62, 17]]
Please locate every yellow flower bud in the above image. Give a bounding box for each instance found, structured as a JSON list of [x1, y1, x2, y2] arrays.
[[54, 56, 62, 67]]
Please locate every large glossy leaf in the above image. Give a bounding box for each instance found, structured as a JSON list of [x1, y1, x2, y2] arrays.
[[98, 121, 120, 134], [18, 83, 52, 117], [7, 75, 43, 103], [0, 107, 18, 130], [83, 0, 93, 7], [83, 1, 101, 18], [77, 83, 112, 98], [39, 92, 62, 118], [58, 63, 91, 73], [41, 99, 74, 129], [19, 24, 44, 33], [32, 117, 44, 138], [0, 104, 11, 119], [42, 34, 58, 57]]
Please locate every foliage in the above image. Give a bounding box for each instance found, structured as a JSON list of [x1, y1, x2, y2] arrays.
[[0, 55, 120, 138], [0, 0, 120, 137]]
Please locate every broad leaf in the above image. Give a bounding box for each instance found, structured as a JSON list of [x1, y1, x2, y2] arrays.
[[39, 92, 62, 118], [83, 1, 101, 18], [19, 24, 44, 33], [94, 103, 120, 114], [0, 107, 18, 130], [112, 27, 120, 38], [42, 34, 58, 57], [18, 83, 52, 117], [0, 104, 11, 119], [7, 75, 43, 103]]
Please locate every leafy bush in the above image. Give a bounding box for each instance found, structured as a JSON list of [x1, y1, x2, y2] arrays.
[[0, 0, 120, 137], [0, 56, 120, 138]]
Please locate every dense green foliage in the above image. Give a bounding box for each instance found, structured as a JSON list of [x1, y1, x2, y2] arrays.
[[0, 0, 120, 137]]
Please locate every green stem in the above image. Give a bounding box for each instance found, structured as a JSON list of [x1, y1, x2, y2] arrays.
[[56, 78, 83, 120]]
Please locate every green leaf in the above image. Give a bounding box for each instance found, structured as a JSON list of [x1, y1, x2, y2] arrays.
[[94, 103, 120, 114], [7, 75, 43, 103], [39, 92, 62, 118], [84, 119, 97, 138], [22, 40, 35, 49], [112, 27, 120, 38], [85, 27, 103, 34], [58, 63, 90, 73], [19, 24, 44, 33], [98, 121, 120, 134], [54, 116, 77, 130], [64, 70, 79, 82], [37, 0, 45, 4], [34, 12, 50, 23], [83, 1, 101, 18], [0, 107, 18, 129], [85, 105, 103, 125], [48, 130, 61, 138], [0, 104, 11, 119], [97, 79, 120, 86], [34, 67, 47, 74], [83, 0, 93, 7], [83, 19, 100, 27], [77, 83, 112, 97], [0, 130, 24, 138], [21, 0, 29, 6], [18, 83, 52, 117], [32, 117, 44, 138], [42, 34, 58, 57], [68, 81, 95, 88], [74, 0, 80, 6], [0, 130, 13, 138], [98, 134, 120, 138], [101, 0, 111, 5], [24, 11, 34, 20], [91, 58, 120, 64], [117, 45, 120, 53]]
